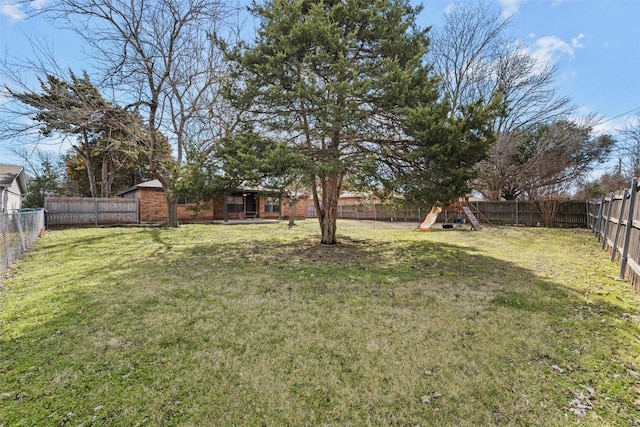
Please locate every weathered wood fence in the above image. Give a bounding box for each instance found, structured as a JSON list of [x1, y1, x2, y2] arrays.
[[588, 177, 640, 292], [306, 200, 588, 227], [45, 197, 139, 227]]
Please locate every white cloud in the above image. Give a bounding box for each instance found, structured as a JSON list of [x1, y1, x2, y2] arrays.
[[31, 0, 50, 10], [499, 0, 522, 18], [0, 0, 49, 21], [499, 0, 564, 19], [572, 33, 585, 49], [524, 34, 585, 66], [0, 2, 26, 21], [443, 3, 456, 15]]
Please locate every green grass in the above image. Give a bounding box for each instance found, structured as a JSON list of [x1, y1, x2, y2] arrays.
[[1, 220, 639, 426]]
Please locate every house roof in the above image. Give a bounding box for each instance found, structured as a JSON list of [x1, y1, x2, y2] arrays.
[[116, 179, 293, 197], [116, 179, 164, 196], [0, 164, 27, 195]]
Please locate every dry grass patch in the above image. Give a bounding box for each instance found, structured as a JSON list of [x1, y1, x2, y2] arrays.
[[0, 221, 639, 426]]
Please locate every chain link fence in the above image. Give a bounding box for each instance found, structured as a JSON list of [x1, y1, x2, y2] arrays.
[[1, 209, 45, 275]]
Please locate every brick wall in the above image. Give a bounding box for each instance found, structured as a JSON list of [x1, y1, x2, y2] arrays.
[[259, 196, 307, 219], [177, 202, 214, 222], [137, 188, 215, 223], [211, 194, 308, 220], [137, 188, 166, 222]]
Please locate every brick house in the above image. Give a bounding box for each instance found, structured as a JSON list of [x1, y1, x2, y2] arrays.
[[116, 179, 306, 223]]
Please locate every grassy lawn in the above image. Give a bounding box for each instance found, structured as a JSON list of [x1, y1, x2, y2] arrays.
[[1, 220, 639, 426]]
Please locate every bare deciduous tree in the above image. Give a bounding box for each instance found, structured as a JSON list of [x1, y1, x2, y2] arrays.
[[429, 1, 580, 200], [507, 117, 614, 201], [429, 1, 511, 118], [617, 115, 640, 178], [38, 0, 237, 226]]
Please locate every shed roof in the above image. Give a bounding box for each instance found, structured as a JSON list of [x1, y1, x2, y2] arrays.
[[116, 179, 164, 196], [0, 164, 27, 194]]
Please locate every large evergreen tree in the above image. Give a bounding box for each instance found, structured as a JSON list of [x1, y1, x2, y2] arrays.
[[225, 0, 496, 243]]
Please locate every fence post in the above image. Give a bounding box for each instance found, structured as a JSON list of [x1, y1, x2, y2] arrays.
[[585, 200, 590, 228], [620, 177, 638, 279], [515, 199, 519, 225], [602, 192, 614, 249], [14, 213, 26, 252], [1, 215, 9, 267], [94, 198, 99, 227], [595, 196, 605, 241], [611, 188, 628, 262], [374, 203, 377, 221]]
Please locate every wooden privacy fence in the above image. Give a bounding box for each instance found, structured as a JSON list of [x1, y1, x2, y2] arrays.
[[589, 177, 640, 292], [470, 200, 587, 227], [45, 197, 139, 227], [306, 200, 588, 227]]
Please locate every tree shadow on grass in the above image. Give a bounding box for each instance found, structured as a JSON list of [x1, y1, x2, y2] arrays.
[[1, 229, 639, 425]]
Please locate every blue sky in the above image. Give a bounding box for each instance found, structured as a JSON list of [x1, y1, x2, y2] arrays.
[[1, 0, 639, 169]]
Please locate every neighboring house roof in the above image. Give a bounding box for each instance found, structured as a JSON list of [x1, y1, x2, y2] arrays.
[[308, 191, 378, 201], [0, 164, 27, 195], [116, 179, 164, 196], [116, 179, 299, 197], [339, 191, 375, 199]]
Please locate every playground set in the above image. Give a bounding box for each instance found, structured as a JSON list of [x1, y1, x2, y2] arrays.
[[419, 197, 492, 232]]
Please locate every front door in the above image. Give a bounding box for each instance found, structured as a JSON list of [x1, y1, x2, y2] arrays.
[[245, 194, 256, 218]]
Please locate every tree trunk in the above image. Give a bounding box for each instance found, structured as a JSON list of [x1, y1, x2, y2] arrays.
[[288, 197, 297, 227], [318, 173, 341, 244], [76, 132, 98, 198], [85, 159, 98, 198], [100, 159, 114, 198], [320, 211, 337, 244], [165, 192, 179, 227], [154, 170, 179, 228]]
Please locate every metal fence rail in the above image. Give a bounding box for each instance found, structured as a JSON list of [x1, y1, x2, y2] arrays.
[[1, 209, 45, 274]]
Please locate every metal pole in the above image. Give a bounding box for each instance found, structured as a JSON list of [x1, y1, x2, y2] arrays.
[[620, 178, 638, 279]]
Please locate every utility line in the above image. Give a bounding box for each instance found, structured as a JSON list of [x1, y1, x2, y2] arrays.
[[596, 106, 640, 126]]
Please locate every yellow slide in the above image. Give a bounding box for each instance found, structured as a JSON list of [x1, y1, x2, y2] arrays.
[[419, 207, 442, 232]]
